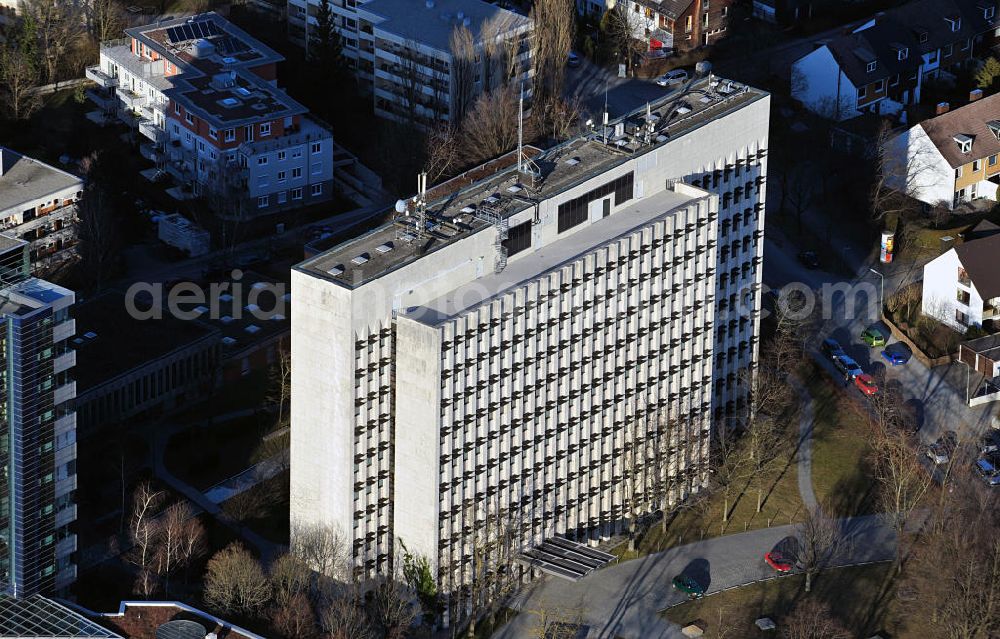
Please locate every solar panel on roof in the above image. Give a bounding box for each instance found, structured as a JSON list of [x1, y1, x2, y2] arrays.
[[190, 22, 204, 38], [166, 26, 181, 42], [181, 24, 195, 40], [203, 21, 221, 36]]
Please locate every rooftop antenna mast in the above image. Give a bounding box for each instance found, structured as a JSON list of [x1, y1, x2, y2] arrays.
[[415, 171, 428, 237], [394, 172, 428, 242], [516, 83, 540, 186], [602, 83, 609, 145]]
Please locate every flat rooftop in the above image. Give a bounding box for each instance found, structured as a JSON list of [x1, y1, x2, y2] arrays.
[[358, 0, 530, 53], [0, 147, 82, 214], [298, 74, 765, 287], [73, 290, 219, 393], [410, 187, 696, 326], [123, 13, 305, 127]]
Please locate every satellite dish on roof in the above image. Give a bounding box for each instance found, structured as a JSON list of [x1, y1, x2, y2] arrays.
[[395, 199, 408, 214]]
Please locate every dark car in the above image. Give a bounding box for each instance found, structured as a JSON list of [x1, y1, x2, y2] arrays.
[[821, 338, 844, 359], [981, 431, 1000, 455], [832, 354, 863, 379], [881, 350, 908, 366], [797, 251, 820, 269], [975, 457, 1000, 486], [671, 574, 705, 598], [926, 430, 958, 465]]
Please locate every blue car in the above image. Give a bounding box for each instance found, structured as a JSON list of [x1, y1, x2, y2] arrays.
[[833, 355, 863, 379], [976, 458, 1000, 486], [821, 338, 845, 359], [881, 350, 908, 366]]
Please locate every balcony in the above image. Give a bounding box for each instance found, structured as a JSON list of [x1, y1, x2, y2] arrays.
[[53, 350, 75, 374], [55, 533, 77, 558], [54, 504, 77, 529], [54, 380, 76, 406], [984, 305, 998, 320], [54, 412, 75, 436], [52, 318, 75, 343], [117, 88, 147, 109], [85, 65, 117, 88], [138, 119, 165, 143], [85, 88, 116, 111]]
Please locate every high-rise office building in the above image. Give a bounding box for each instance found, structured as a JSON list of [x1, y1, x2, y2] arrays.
[[0, 236, 77, 596], [291, 76, 768, 601]]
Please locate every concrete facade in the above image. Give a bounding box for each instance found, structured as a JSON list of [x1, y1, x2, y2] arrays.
[[290, 77, 769, 611]]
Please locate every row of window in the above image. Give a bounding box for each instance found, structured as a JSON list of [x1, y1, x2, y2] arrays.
[[557, 172, 635, 233], [257, 183, 323, 208]]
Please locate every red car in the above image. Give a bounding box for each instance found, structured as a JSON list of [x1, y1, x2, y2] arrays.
[[854, 373, 879, 396], [765, 550, 793, 572]]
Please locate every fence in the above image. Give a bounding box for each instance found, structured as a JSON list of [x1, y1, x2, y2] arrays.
[[27, 77, 88, 97]]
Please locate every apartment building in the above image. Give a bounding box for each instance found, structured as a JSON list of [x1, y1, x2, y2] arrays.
[[289, 0, 532, 126], [86, 13, 335, 218], [0, 148, 82, 273], [888, 91, 1000, 209], [0, 236, 78, 597], [290, 75, 769, 612], [923, 220, 1000, 330], [604, 0, 735, 52], [791, 0, 998, 120]]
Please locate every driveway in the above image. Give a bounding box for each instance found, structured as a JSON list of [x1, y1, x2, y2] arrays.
[[496, 516, 895, 639]]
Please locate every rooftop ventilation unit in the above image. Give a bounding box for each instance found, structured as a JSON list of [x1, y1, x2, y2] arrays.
[[564, 157, 580, 166], [327, 264, 344, 276], [675, 106, 692, 115], [376, 242, 394, 253], [351, 253, 370, 265], [245, 324, 261, 334], [221, 336, 237, 346]]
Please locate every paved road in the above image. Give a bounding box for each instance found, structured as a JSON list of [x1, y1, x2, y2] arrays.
[[497, 515, 895, 639], [563, 56, 670, 120]]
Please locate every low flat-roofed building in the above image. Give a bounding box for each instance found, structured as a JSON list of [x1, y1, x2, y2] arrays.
[[72, 291, 220, 437], [0, 594, 122, 638]]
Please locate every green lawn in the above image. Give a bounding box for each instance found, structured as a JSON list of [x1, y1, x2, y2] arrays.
[[806, 368, 877, 518], [663, 563, 900, 638]]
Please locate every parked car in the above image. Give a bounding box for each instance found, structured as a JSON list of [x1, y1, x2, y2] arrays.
[[567, 51, 581, 67], [981, 431, 1000, 455], [975, 457, 1000, 486], [861, 327, 887, 347], [854, 374, 879, 396], [926, 431, 958, 465], [671, 574, 705, 598], [821, 338, 844, 359], [881, 349, 909, 366], [833, 355, 863, 379], [655, 69, 689, 86], [797, 250, 820, 269], [764, 550, 794, 572]]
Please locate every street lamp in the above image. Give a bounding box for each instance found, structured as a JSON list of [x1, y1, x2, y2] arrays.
[[869, 268, 884, 316]]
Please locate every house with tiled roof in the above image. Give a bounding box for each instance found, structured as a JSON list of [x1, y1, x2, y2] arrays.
[[577, 0, 734, 52], [923, 220, 1000, 330], [791, 0, 998, 120], [888, 91, 1000, 209]]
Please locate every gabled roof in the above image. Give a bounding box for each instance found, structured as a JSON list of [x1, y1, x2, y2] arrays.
[[955, 229, 1000, 300], [919, 92, 1000, 167], [819, 0, 996, 86], [635, 0, 696, 20]]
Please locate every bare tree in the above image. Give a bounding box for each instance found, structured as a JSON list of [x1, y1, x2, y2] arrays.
[[869, 425, 933, 569], [203, 542, 272, 617], [602, 5, 644, 78], [524, 599, 585, 639], [273, 592, 318, 639], [269, 553, 312, 607], [127, 482, 164, 598], [783, 164, 815, 236], [712, 419, 750, 527], [366, 577, 415, 639], [291, 521, 349, 581], [83, 0, 126, 44], [320, 587, 374, 639], [743, 416, 787, 513], [76, 158, 120, 292], [449, 25, 477, 123], [267, 348, 292, 427], [871, 119, 938, 219], [536, 96, 584, 142], [19, 0, 86, 83], [0, 47, 42, 121], [156, 502, 204, 595], [464, 494, 524, 637], [797, 504, 841, 593], [529, 0, 573, 105], [781, 599, 850, 639], [480, 13, 524, 92], [458, 85, 522, 166], [423, 125, 458, 184]]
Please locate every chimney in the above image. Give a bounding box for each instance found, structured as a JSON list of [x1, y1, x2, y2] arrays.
[[971, 88, 984, 102], [936, 102, 950, 115]]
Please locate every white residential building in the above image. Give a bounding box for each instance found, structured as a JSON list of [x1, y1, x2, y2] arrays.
[[289, 0, 533, 126], [923, 220, 1000, 331], [0, 148, 82, 272], [887, 92, 1000, 209], [86, 13, 337, 218], [158, 213, 211, 256], [290, 75, 769, 617]]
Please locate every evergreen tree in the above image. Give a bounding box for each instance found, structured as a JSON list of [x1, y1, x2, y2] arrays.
[[976, 56, 1000, 91]]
